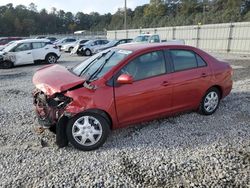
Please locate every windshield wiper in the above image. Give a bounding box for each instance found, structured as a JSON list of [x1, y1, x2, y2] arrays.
[[87, 51, 115, 82], [79, 50, 111, 77]]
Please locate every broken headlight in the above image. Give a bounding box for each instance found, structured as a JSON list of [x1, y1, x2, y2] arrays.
[[47, 93, 72, 109]]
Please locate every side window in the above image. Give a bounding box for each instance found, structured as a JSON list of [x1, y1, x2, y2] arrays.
[[118, 40, 126, 45], [69, 39, 76, 42], [32, 42, 46, 49], [196, 54, 207, 67], [14, 43, 31, 52], [149, 35, 160, 43], [80, 40, 87, 44], [170, 50, 197, 71], [121, 51, 166, 81]]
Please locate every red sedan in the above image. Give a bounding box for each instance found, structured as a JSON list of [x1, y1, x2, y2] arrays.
[[33, 43, 233, 151]]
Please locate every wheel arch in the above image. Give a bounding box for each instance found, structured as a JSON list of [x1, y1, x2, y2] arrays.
[[84, 108, 113, 129], [208, 85, 223, 99], [45, 52, 58, 59]]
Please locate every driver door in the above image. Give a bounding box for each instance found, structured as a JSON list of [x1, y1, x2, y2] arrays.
[[114, 50, 173, 127], [13, 43, 33, 65]]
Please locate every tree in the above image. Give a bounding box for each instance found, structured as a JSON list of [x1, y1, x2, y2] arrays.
[[0, 1, 249, 36], [28, 3, 37, 12]]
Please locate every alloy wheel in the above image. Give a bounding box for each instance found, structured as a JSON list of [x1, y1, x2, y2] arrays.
[[204, 91, 219, 113], [72, 116, 102, 146]]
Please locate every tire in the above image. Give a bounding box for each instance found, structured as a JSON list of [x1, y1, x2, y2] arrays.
[[198, 87, 221, 115], [68, 47, 74, 53], [49, 125, 56, 134], [84, 49, 92, 56], [77, 50, 84, 56], [45, 54, 57, 64], [0, 61, 13, 69], [66, 112, 110, 151]]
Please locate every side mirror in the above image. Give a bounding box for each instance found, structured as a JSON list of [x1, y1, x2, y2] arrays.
[[117, 74, 133, 84]]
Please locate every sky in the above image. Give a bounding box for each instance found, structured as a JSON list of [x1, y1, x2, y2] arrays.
[[0, 0, 149, 14]]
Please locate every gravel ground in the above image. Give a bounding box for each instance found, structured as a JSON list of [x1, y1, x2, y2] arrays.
[[0, 53, 249, 187]]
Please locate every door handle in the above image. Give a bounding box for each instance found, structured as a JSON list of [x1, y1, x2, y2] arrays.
[[45, 48, 49, 50], [27, 52, 31, 54], [161, 81, 169, 86], [201, 73, 207, 77]]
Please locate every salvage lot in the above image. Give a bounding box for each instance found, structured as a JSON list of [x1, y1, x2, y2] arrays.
[[0, 52, 249, 187]]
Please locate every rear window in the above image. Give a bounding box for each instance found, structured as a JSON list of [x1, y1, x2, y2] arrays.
[[170, 50, 207, 72]]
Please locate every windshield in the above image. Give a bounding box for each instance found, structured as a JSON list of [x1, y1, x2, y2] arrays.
[[56, 38, 65, 43], [72, 49, 132, 80], [3, 41, 18, 52], [83, 40, 94, 46], [106, 40, 118, 47], [133, 36, 150, 42]]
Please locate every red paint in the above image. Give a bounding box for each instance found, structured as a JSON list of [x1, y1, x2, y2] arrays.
[[33, 44, 233, 129], [33, 64, 84, 96]]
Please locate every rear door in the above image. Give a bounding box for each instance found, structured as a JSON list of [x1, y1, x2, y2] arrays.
[[168, 49, 211, 112], [31, 42, 47, 60], [12, 43, 33, 65], [114, 50, 173, 126]]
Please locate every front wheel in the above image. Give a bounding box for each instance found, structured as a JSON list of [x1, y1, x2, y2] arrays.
[[0, 61, 13, 69], [68, 47, 74, 53], [66, 113, 110, 151], [84, 49, 92, 56], [45, 54, 57, 64], [199, 87, 220, 115]]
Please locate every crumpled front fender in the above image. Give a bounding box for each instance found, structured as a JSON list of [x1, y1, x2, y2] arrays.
[[64, 90, 94, 115]]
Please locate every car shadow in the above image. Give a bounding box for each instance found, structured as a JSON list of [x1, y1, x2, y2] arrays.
[[99, 90, 250, 152]]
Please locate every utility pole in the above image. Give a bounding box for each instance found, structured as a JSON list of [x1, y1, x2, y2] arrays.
[[203, 0, 206, 25], [124, 0, 127, 31]]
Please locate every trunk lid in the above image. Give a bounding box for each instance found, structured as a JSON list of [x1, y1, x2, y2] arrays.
[[33, 64, 84, 96]]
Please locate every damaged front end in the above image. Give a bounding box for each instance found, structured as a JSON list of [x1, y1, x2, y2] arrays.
[[33, 89, 72, 128]]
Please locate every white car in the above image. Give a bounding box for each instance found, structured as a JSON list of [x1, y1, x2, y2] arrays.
[[61, 39, 88, 53], [78, 39, 109, 56], [0, 39, 60, 68], [53, 38, 76, 49]]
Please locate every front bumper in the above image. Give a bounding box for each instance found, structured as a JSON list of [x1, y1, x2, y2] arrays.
[[33, 89, 72, 128]]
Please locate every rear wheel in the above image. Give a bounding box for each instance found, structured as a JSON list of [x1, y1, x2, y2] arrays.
[[199, 87, 220, 115], [66, 113, 110, 151], [0, 61, 13, 69], [45, 54, 57, 64]]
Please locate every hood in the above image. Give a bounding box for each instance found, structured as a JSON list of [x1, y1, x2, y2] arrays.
[[33, 64, 84, 96]]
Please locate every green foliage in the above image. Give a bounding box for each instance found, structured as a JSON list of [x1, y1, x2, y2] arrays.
[[0, 0, 249, 36]]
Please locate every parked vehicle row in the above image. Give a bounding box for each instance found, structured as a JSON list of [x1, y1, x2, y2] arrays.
[[92, 39, 133, 54], [0, 39, 60, 68], [33, 43, 233, 151]]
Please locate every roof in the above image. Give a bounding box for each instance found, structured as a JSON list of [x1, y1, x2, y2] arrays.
[[16, 39, 50, 43], [115, 43, 192, 52]]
